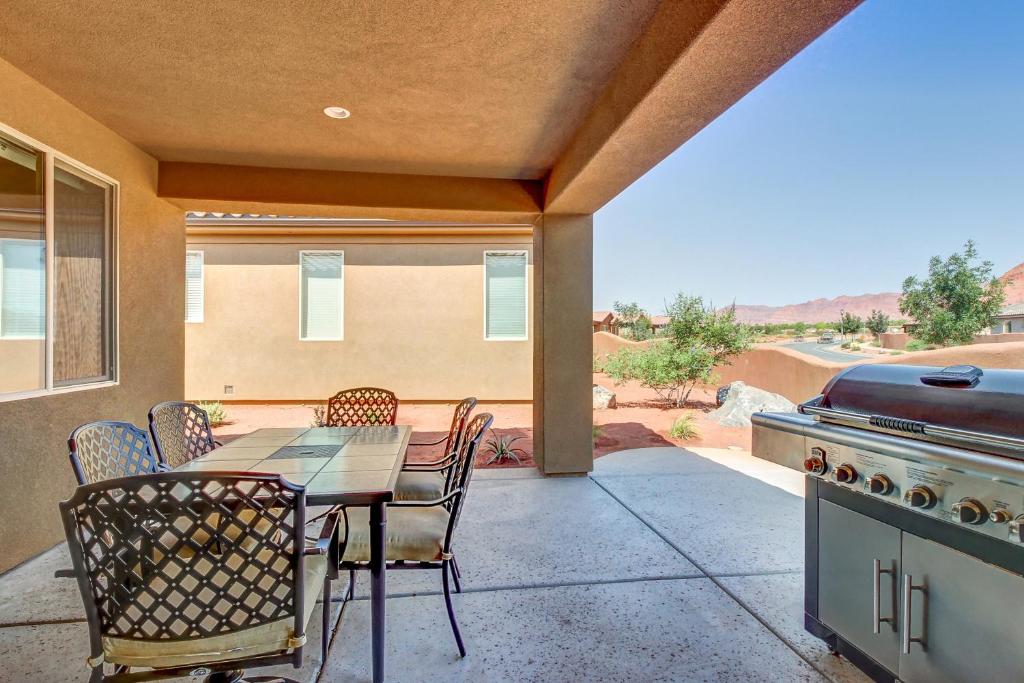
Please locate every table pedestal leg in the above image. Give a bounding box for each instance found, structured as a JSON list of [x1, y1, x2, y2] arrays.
[[370, 502, 386, 683]]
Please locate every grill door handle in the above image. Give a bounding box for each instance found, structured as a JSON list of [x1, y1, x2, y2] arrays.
[[901, 573, 927, 654], [872, 559, 896, 634]]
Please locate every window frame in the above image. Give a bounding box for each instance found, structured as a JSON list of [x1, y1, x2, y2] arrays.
[[483, 249, 529, 342], [185, 250, 204, 323], [0, 122, 119, 403], [298, 249, 344, 342]]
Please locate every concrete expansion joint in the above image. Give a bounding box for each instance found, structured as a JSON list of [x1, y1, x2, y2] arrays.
[[588, 476, 836, 682]]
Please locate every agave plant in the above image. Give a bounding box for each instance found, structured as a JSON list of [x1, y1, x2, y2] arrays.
[[483, 430, 528, 465]]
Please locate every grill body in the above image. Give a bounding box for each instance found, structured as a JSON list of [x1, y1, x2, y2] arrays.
[[752, 364, 1024, 683]]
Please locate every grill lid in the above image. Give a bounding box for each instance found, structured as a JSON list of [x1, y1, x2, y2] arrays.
[[800, 364, 1024, 457]]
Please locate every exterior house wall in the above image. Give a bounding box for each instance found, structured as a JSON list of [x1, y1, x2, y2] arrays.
[[0, 58, 185, 572], [185, 235, 533, 402]]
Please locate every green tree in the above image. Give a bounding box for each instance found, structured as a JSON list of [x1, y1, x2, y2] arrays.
[[899, 241, 1006, 346], [613, 300, 652, 340], [604, 294, 752, 407], [837, 311, 863, 338], [865, 309, 890, 340]]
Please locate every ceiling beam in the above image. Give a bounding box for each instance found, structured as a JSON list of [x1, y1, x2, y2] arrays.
[[158, 162, 544, 223], [544, 0, 863, 215]]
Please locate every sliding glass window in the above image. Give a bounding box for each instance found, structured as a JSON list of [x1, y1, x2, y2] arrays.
[[0, 127, 117, 399]]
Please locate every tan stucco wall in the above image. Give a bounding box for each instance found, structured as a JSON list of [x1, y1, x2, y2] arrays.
[[0, 58, 185, 572], [184, 236, 532, 402], [881, 331, 1024, 350]]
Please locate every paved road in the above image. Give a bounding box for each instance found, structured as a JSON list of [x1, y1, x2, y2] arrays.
[[784, 341, 869, 363]]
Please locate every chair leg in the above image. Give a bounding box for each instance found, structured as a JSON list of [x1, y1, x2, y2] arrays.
[[452, 555, 462, 579], [348, 568, 356, 600], [450, 559, 463, 594], [441, 559, 466, 657], [322, 576, 332, 660]]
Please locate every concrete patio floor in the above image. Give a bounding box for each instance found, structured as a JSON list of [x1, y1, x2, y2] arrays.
[[0, 447, 870, 682]]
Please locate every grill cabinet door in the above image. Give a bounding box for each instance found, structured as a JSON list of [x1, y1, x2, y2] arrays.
[[899, 533, 1024, 683], [818, 500, 901, 673]]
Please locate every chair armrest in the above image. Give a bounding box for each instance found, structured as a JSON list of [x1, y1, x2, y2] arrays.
[[54, 568, 76, 579], [389, 490, 460, 508], [303, 507, 348, 571], [402, 453, 457, 470], [213, 439, 224, 447], [157, 462, 172, 472], [409, 436, 446, 447]]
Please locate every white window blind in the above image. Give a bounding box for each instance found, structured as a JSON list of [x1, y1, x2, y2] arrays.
[[0, 239, 46, 339], [485, 251, 527, 340], [185, 251, 204, 323], [300, 251, 344, 340]]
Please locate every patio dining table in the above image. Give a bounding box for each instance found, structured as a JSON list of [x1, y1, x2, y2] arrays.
[[176, 424, 412, 683]]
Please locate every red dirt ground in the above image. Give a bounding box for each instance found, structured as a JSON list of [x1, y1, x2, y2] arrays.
[[211, 375, 751, 469]]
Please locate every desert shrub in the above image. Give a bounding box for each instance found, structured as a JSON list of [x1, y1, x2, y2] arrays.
[[592, 424, 602, 440], [483, 430, 528, 465], [849, 343, 861, 351], [840, 341, 852, 349], [197, 401, 227, 427], [310, 405, 327, 427], [670, 414, 700, 441], [905, 339, 930, 352], [604, 294, 751, 407]]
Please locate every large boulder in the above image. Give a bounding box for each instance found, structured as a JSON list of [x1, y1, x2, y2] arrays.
[[710, 381, 795, 427], [593, 384, 617, 409]]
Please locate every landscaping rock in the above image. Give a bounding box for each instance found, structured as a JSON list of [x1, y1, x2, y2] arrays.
[[715, 385, 731, 406], [709, 381, 795, 427], [593, 384, 617, 410]]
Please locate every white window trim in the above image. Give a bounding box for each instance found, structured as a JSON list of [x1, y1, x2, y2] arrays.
[[0, 121, 120, 403], [298, 250, 344, 341], [483, 249, 529, 342], [185, 250, 204, 323]]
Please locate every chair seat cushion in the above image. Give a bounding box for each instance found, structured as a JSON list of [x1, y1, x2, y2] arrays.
[[342, 506, 450, 563], [102, 554, 327, 668], [394, 470, 445, 502]]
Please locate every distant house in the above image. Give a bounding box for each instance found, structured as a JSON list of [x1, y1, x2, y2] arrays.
[[649, 315, 671, 334], [593, 310, 619, 335], [991, 303, 1024, 334]]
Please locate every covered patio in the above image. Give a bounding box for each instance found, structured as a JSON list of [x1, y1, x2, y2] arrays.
[[0, 2, 866, 681], [0, 447, 868, 682]]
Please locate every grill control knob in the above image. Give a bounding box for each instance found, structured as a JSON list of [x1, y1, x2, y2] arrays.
[[990, 509, 1013, 524], [1009, 515, 1024, 543], [865, 474, 894, 496], [831, 463, 858, 484], [951, 498, 987, 525], [903, 485, 937, 509], [803, 455, 827, 475]]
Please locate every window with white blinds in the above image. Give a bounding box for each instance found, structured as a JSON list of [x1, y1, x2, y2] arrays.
[[484, 251, 528, 340], [185, 251, 204, 323], [300, 251, 344, 340], [0, 239, 46, 338]]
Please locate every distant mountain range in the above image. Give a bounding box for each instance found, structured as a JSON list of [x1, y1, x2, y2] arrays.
[[729, 262, 1022, 324], [730, 293, 902, 324]]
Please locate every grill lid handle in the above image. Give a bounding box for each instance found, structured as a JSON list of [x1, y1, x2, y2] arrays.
[[919, 365, 983, 388]]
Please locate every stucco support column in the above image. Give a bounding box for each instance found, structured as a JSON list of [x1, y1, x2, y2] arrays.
[[532, 214, 593, 474]]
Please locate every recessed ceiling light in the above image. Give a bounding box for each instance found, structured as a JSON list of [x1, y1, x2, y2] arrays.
[[323, 106, 351, 119]]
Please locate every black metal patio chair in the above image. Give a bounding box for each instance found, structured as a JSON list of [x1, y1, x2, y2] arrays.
[[394, 396, 477, 502], [148, 401, 222, 469], [68, 421, 165, 485], [324, 387, 398, 427], [339, 412, 493, 658], [58, 471, 345, 683]]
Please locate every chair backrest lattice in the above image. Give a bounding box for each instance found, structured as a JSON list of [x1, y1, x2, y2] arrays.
[[447, 412, 493, 536], [148, 401, 217, 469], [59, 472, 305, 644], [69, 421, 162, 485], [325, 387, 398, 427], [443, 397, 477, 458]]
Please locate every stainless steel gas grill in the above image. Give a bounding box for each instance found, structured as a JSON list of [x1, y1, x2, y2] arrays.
[[752, 364, 1024, 683]]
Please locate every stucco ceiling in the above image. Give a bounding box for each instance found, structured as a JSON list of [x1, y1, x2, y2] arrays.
[[0, 0, 664, 180]]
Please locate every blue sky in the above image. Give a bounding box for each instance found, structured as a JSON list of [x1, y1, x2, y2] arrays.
[[593, 0, 1024, 313]]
